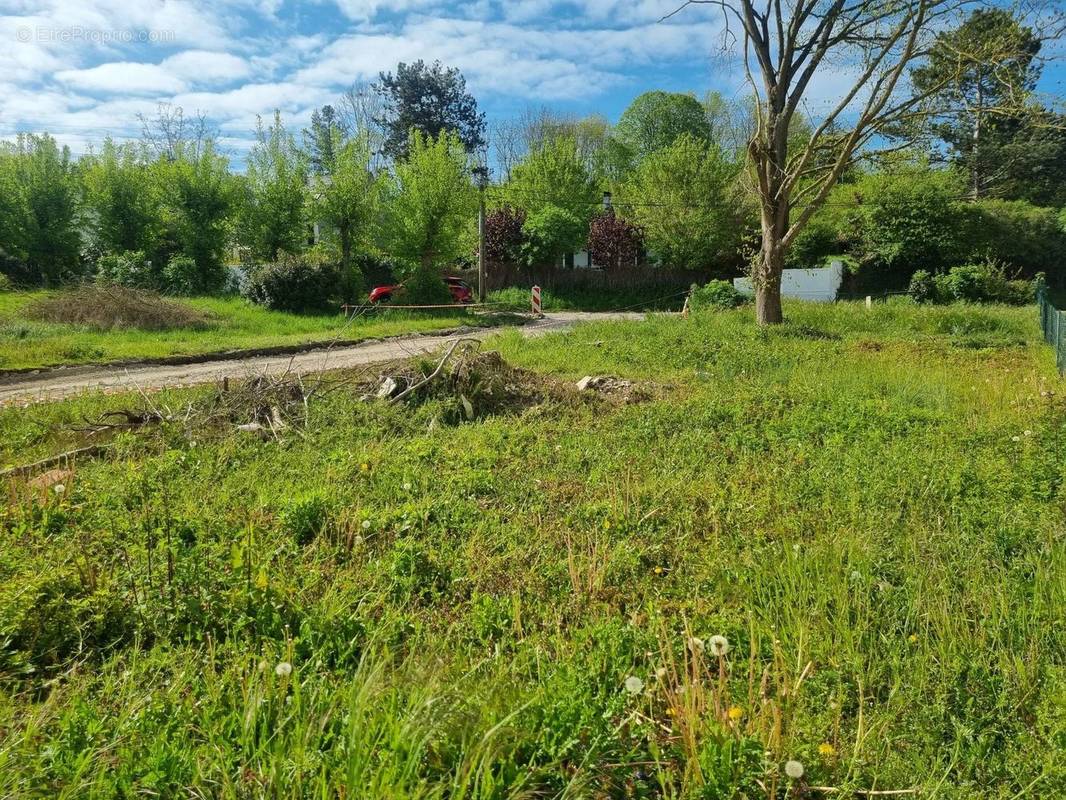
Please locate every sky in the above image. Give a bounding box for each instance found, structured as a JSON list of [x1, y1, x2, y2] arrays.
[[1, 0, 1063, 169]]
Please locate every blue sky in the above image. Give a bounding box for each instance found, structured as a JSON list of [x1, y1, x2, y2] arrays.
[[2, 0, 1063, 167]]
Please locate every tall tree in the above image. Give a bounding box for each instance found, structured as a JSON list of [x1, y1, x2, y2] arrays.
[[158, 141, 239, 293], [911, 9, 1042, 199], [618, 134, 742, 270], [239, 111, 309, 262], [504, 135, 599, 223], [666, 0, 1056, 324], [615, 91, 713, 164], [374, 61, 486, 161], [303, 105, 347, 175], [311, 135, 377, 272], [3, 134, 81, 285], [82, 138, 160, 258], [376, 130, 476, 272]]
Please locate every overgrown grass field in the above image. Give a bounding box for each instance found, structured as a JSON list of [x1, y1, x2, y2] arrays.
[[0, 301, 1063, 798], [0, 291, 487, 371]]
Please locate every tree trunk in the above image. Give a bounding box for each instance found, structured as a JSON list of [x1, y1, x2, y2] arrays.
[[754, 244, 784, 325], [754, 199, 788, 326], [339, 221, 352, 271]]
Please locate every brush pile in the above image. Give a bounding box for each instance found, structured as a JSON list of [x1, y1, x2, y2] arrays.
[[27, 285, 212, 331]]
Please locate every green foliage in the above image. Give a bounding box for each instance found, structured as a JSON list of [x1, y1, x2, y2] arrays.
[[910, 261, 1035, 304], [619, 134, 743, 270], [401, 264, 453, 305], [688, 279, 746, 311], [310, 137, 377, 270], [239, 111, 309, 262], [281, 493, 333, 545], [960, 199, 1066, 276], [851, 166, 965, 275], [374, 60, 486, 161], [614, 90, 712, 165], [504, 135, 599, 223], [95, 250, 157, 289], [0, 134, 82, 286], [520, 205, 586, 267], [161, 256, 200, 296], [81, 138, 160, 258], [157, 142, 238, 295], [911, 9, 1042, 199], [243, 253, 344, 313], [376, 130, 475, 273]]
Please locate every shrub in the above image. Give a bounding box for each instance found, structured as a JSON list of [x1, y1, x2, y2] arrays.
[[911, 261, 1034, 305], [26, 285, 212, 330], [587, 211, 643, 270], [95, 250, 159, 290], [401, 264, 453, 306], [959, 200, 1066, 278], [161, 255, 199, 296], [908, 270, 936, 303], [0, 273, 11, 292], [521, 205, 586, 267], [482, 206, 526, 265], [688, 279, 745, 311], [243, 253, 343, 313]]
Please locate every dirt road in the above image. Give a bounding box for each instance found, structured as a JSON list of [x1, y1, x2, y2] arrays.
[[0, 312, 646, 404]]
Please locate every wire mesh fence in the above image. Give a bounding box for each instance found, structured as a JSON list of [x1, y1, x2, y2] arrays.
[[1037, 282, 1065, 375]]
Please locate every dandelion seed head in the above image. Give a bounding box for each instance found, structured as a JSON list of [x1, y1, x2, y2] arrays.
[[275, 661, 292, 678], [624, 676, 644, 695], [1024, 430, 1033, 436], [402, 482, 412, 491], [1011, 435, 1021, 442], [361, 520, 371, 529], [688, 636, 705, 652], [655, 667, 668, 679], [785, 760, 804, 779], [708, 635, 730, 657], [52, 484, 65, 495]]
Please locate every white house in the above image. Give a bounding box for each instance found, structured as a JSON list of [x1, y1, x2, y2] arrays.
[[733, 260, 844, 302]]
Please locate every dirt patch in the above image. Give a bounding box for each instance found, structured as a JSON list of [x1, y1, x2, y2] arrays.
[[26, 285, 213, 331]]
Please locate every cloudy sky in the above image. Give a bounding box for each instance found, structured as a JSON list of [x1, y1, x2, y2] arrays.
[[2, 0, 1063, 167]]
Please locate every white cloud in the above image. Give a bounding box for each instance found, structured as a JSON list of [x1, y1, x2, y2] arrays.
[[56, 62, 188, 94], [162, 50, 252, 84]]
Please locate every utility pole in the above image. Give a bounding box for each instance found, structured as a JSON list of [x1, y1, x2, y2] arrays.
[[474, 165, 489, 303]]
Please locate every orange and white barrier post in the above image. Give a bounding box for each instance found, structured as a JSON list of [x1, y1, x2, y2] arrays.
[[531, 285, 542, 317]]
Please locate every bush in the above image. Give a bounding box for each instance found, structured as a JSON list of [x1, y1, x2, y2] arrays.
[[521, 205, 586, 267], [401, 264, 453, 306], [910, 261, 1034, 305], [243, 254, 343, 314], [908, 270, 936, 304], [959, 200, 1066, 278], [161, 256, 199, 296], [0, 273, 11, 292], [688, 279, 745, 311], [95, 250, 158, 290]]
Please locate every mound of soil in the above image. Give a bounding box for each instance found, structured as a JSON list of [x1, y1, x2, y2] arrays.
[[27, 285, 212, 331]]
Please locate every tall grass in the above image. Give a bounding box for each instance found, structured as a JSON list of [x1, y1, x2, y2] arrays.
[[0, 300, 1062, 797]]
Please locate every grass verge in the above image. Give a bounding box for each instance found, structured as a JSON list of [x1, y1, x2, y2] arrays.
[[0, 291, 493, 371]]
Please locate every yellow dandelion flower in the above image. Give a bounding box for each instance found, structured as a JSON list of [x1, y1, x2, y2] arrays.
[[360, 462, 370, 472], [727, 706, 744, 722], [653, 566, 664, 575], [908, 633, 918, 644], [604, 520, 611, 530], [818, 743, 836, 758]]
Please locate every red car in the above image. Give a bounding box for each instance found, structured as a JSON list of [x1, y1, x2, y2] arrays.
[[369, 276, 473, 305]]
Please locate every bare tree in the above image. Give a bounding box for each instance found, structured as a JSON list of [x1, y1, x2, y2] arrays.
[[138, 103, 214, 160], [338, 80, 386, 171], [666, 0, 1057, 324]]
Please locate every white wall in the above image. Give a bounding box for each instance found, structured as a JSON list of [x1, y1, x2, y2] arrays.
[[733, 260, 843, 302]]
